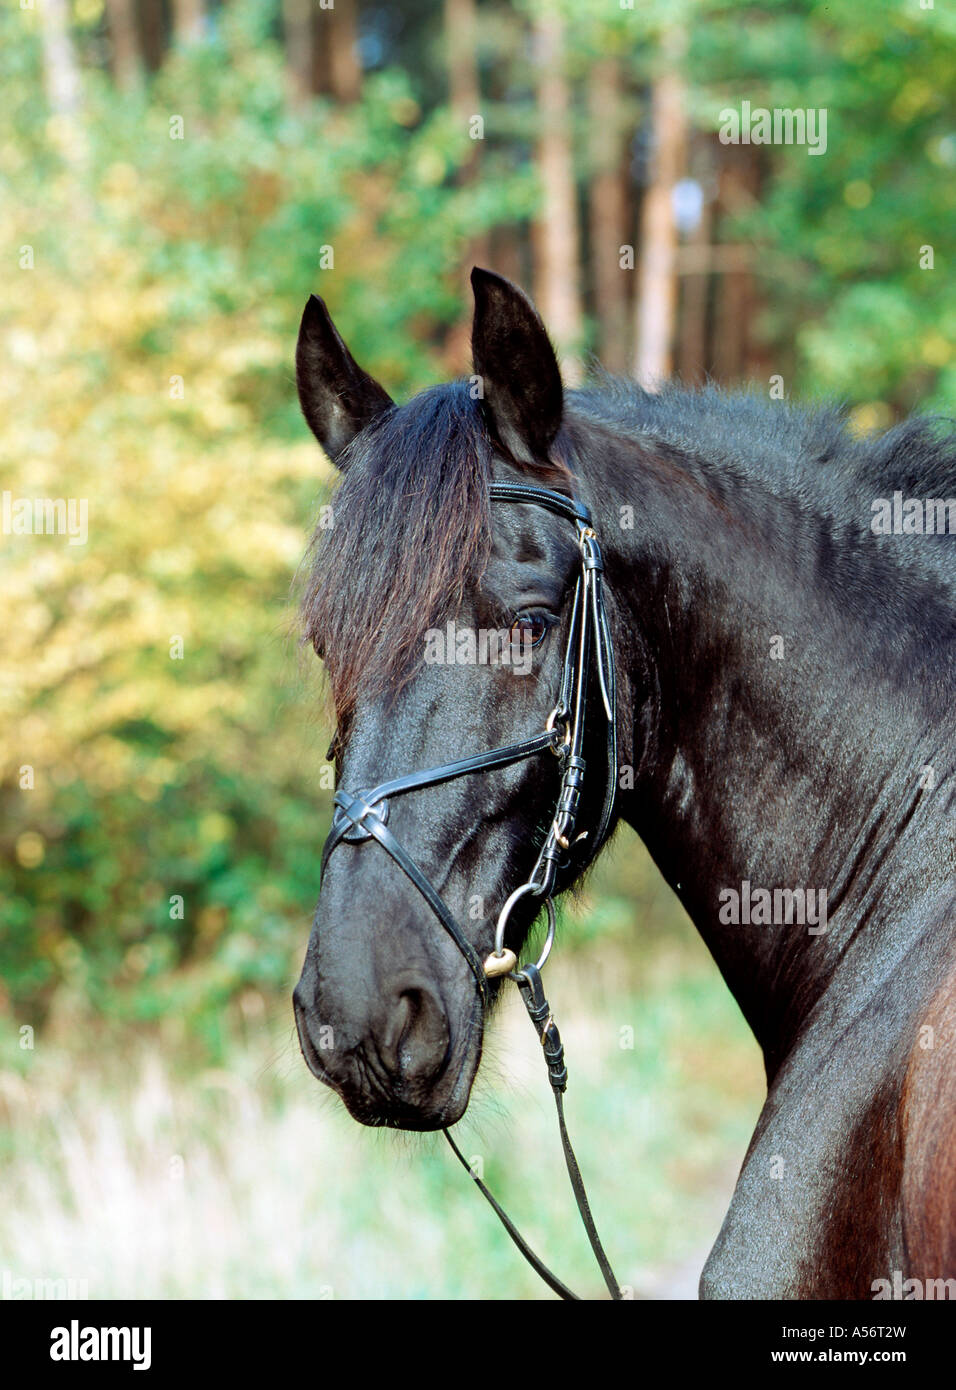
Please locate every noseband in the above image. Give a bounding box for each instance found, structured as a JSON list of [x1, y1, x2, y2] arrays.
[[321, 480, 623, 1300]]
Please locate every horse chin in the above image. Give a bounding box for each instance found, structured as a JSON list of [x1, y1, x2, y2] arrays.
[[344, 1096, 466, 1133], [341, 1037, 480, 1133]]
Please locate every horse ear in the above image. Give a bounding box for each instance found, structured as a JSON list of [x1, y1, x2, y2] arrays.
[[296, 294, 393, 465], [470, 267, 563, 467]]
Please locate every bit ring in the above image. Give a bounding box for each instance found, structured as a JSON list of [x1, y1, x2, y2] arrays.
[[491, 883, 556, 973]]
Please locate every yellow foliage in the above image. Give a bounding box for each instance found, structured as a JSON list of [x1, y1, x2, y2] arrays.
[[0, 166, 334, 817]]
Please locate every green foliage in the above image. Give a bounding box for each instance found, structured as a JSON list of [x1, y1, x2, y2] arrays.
[[0, 4, 532, 1047], [690, 0, 956, 412], [1, 0, 952, 1052]]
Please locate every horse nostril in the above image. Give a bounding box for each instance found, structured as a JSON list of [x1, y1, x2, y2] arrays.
[[382, 979, 450, 1088]]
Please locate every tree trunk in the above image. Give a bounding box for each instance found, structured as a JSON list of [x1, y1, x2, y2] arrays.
[[138, 0, 166, 73], [314, 0, 361, 102], [105, 0, 142, 91], [283, 0, 313, 105], [443, 0, 489, 369], [172, 0, 204, 46], [530, 8, 582, 382], [739, 146, 766, 380], [678, 146, 713, 385], [330, 0, 361, 102], [633, 32, 687, 389], [39, 0, 82, 118], [490, 224, 526, 288], [713, 150, 756, 382], [38, 0, 90, 185], [446, 0, 480, 133], [588, 56, 628, 373]]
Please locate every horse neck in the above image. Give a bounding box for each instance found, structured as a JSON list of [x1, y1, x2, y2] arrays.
[[573, 411, 954, 1071]]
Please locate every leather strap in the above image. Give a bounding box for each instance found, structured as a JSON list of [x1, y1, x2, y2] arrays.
[[516, 965, 622, 1300], [338, 804, 490, 1000], [443, 964, 623, 1301], [488, 480, 591, 525], [320, 479, 623, 1300], [324, 728, 561, 851], [443, 1128, 580, 1300]]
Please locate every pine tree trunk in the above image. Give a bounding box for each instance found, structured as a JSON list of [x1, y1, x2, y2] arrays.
[[444, 0, 488, 368], [105, 0, 142, 91], [172, 0, 204, 46], [315, 0, 361, 102], [39, 0, 90, 184], [588, 56, 628, 373], [446, 0, 480, 130], [678, 146, 713, 385], [283, 0, 313, 104], [490, 224, 525, 287], [713, 151, 753, 382], [530, 8, 582, 381], [138, 0, 166, 72], [633, 32, 687, 389], [39, 0, 81, 117]]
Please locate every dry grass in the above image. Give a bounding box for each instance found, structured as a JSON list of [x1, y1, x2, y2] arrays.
[[0, 946, 763, 1300]]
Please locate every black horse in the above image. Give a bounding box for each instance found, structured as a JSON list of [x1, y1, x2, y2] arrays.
[[293, 268, 956, 1298]]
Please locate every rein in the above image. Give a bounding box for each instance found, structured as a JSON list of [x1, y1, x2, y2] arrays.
[[321, 481, 623, 1300]]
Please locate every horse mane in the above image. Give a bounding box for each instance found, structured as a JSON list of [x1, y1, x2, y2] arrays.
[[301, 378, 571, 722], [572, 374, 956, 522], [303, 372, 956, 723]]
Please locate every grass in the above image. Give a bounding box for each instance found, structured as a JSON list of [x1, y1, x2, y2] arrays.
[[0, 888, 764, 1300]]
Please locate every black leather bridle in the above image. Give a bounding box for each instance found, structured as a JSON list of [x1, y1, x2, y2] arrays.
[[321, 480, 623, 1300]]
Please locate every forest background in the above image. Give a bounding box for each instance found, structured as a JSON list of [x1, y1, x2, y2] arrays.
[[1, 0, 952, 1297]]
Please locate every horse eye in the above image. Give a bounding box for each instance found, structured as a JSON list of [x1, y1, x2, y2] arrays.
[[510, 612, 552, 650]]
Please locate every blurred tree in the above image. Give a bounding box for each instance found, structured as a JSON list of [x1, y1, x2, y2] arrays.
[[712, 149, 758, 382], [283, 0, 312, 105], [588, 54, 629, 373], [39, 0, 81, 119], [2, 0, 952, 1053], [0, 1, 532, 1045], [443, 0, 489, 363], [634, 26, 687, 388], [677, 137, 714, 384], [530, 4, 583, 377], [313, 0, 361, 101], [172, 0, 205, 47], [105, 0, 143, 91], [138, 0, 166, 71]]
